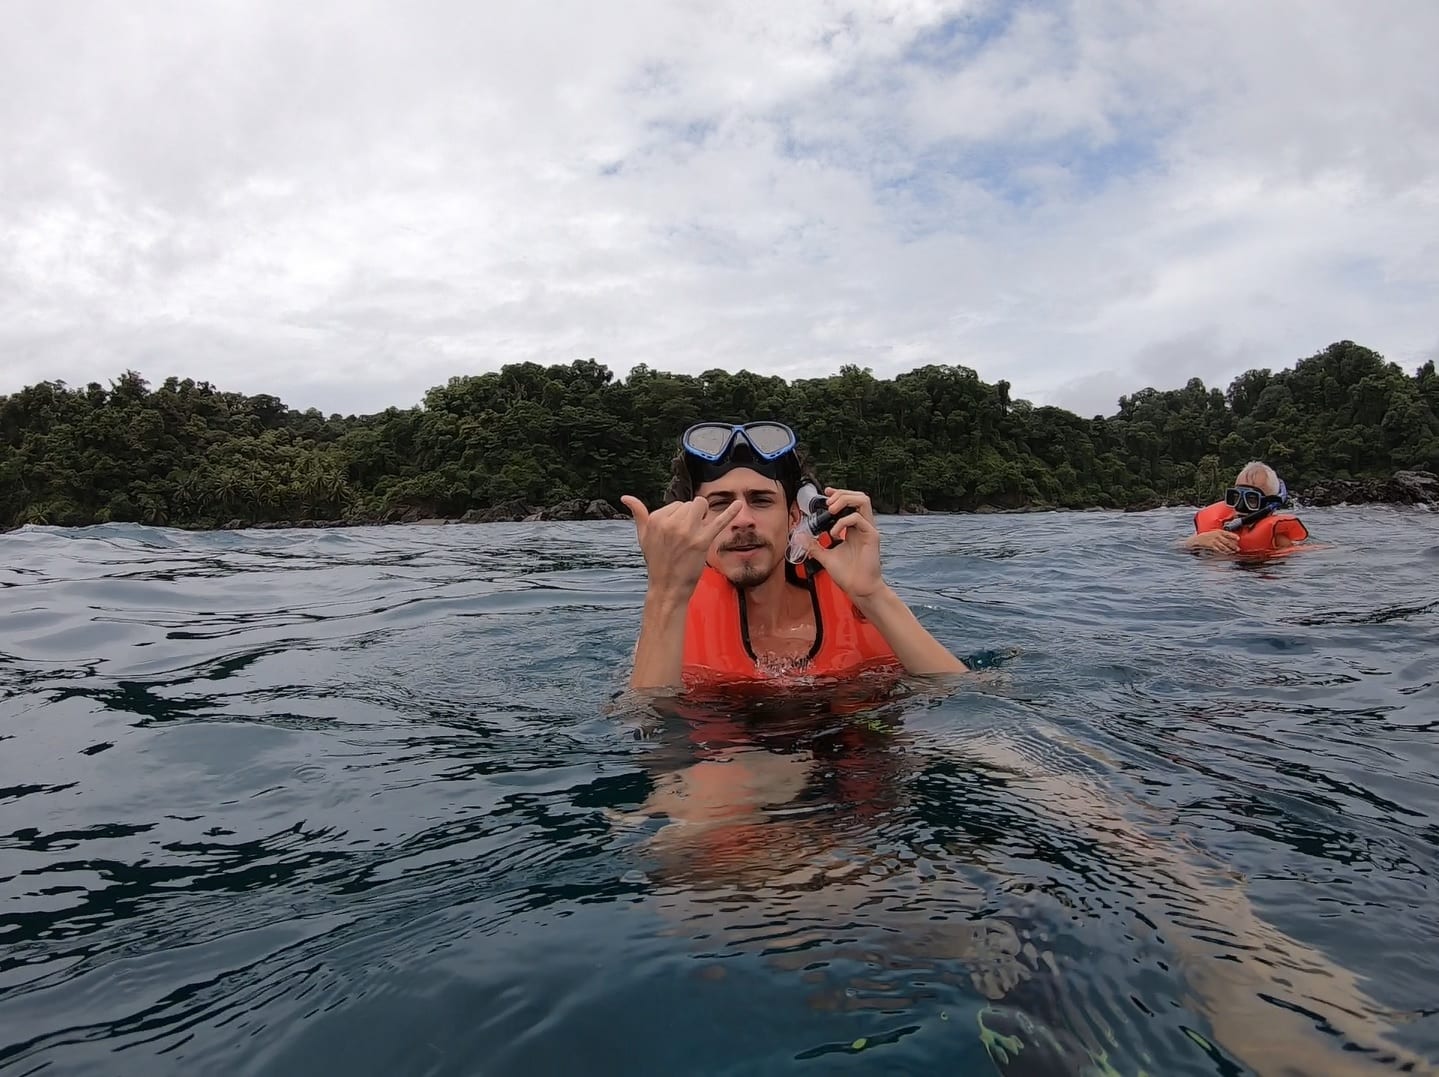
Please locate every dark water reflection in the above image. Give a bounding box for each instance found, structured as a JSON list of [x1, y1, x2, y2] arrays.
[[2, 510, 1438, 1075]]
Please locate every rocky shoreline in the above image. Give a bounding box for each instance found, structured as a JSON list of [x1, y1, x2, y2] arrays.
[[7, 471, 1433, 534], [1293, 469, 1438, 507], [218, 469, 1436, 530]]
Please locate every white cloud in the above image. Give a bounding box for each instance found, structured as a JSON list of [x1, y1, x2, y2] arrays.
[[2, 0, 1436, 417]]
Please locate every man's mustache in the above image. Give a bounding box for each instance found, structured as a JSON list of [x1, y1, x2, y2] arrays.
[[720, 531, 767, 551]]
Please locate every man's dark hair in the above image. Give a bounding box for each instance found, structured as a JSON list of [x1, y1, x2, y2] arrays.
[[664, 440, 819, 505]]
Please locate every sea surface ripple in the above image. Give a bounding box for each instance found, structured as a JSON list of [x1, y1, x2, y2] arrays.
[[2, 508, 1437, 1075]]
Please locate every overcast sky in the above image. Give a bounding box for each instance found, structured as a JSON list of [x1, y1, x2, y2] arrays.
[[3, 0, 1436, 418]]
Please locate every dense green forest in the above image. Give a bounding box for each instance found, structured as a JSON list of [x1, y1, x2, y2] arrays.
[[2, 340, 1436, 529]]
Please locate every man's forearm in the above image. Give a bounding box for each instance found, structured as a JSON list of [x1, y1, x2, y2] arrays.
[[853, 585, 968, 675], [629, 590, 691, 690]]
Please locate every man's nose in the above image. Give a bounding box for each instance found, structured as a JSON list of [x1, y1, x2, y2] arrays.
[[729, 500, 758, 527]]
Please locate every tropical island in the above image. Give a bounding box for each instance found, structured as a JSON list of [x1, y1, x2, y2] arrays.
[[1, 340, 1436, 531]]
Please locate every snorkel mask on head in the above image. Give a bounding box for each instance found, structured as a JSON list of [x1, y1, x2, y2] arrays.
[[680, 422, 800, 487], [1222, 477, 1289, 532]]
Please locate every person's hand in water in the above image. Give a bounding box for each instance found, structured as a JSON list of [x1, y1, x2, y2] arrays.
[[1183, 530, 1240, 554], [805, 487, 884, 600], [620, 495, 742, 599]]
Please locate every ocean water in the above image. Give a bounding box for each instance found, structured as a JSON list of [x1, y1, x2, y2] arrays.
[[2, 508, 1437, 1076]]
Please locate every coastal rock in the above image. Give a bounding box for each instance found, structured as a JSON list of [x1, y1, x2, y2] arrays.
[[1395, 469, 1439, 502], [520, 498, 623, 522], [975, 492, 1030, 512], [540, 499, 589, 521], [373, 498, 627, 525], [1298, 469, 1439, 507], [462, 500, 534, 523]]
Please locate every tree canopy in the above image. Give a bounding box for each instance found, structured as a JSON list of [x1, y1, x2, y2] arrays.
[[2, 341, 1436, 529]]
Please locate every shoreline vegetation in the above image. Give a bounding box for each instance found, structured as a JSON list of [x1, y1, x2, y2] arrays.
[[3, 340, 1437, 534]]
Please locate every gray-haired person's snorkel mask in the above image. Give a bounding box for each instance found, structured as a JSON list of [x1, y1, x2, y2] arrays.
[[1222, 477, 1289, 532]]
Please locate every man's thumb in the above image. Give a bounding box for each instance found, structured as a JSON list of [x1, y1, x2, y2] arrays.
[[619, 495, 649, 527]]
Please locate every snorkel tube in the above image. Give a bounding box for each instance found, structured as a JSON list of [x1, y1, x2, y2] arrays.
[[1223, 507, 1271, 533], [786, 481, 858, 564]]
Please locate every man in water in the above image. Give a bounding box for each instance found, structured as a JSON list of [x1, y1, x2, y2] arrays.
[[1183, 460, 1309, 554], [620, 421, 967, 691]]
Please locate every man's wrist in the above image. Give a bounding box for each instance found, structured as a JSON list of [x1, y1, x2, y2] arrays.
[[643, 585, 692, 619], [851, 583, 900, 619]]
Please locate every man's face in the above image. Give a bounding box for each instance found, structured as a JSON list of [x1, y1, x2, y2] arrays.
[[696, 468, 800, 588]]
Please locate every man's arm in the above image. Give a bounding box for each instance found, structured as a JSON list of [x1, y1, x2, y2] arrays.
[[801, 493, 967, 676], [619, 494, 743, 693], [629, 590, 690, 691], [1183, 530, 1238, 553], [853, 585, 968, 675]]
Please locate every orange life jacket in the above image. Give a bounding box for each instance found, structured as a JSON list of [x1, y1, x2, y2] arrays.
[[1193, 502, 1309, 552], [682, 565, 899, 684]]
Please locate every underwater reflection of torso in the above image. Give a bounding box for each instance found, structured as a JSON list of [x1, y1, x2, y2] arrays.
[[1193, 502, 1309, 553], [681, 565, 900, 685]]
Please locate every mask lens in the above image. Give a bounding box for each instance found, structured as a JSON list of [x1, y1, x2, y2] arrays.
[[1225, 487, 1263, 512], [682, 423, 737, 460], [741, 422, 796, 458]]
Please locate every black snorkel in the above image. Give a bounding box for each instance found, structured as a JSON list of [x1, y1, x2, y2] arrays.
[[786, 482, 858, 567], [1223, 505, 1275, 533]]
